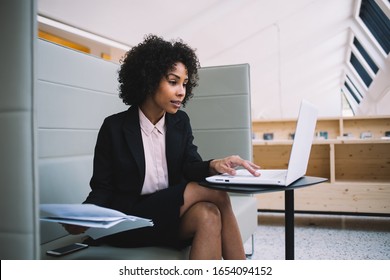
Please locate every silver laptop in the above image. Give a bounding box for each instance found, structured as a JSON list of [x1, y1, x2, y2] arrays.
[[206, 99, 318, 186]]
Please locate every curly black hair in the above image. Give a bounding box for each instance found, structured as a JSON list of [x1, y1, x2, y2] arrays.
[[118, 34, 200, 107]]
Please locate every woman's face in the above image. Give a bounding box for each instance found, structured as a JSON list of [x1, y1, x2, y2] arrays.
[[152, 62, 188, 113], [140, 62, 188, 124]]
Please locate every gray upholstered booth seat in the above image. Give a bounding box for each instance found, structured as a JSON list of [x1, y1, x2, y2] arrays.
[[41, 196, 256, 260], [41, 235, 191, 260], [37, 40, 257, 260]]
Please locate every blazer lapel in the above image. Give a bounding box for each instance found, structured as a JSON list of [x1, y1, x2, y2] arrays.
[[122, 108, 185, 187], [165, 113, 184, 183], [122, 106, 145, 182]]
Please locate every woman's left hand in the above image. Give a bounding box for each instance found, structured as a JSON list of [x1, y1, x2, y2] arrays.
[[210, 155, 260, 176], [61, 223, 89, 235]]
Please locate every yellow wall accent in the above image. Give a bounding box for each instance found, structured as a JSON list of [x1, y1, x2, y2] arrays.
[[101, 53, 111, 60], [38, 30, 90, 54]]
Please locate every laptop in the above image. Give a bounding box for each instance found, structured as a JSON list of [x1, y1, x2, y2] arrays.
[[206, 99, 318, 186]]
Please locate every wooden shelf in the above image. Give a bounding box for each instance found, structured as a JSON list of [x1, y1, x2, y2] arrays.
[[253, 139, 390, 145], [256, 181, 390, 214], [252, 116, 390, 214]]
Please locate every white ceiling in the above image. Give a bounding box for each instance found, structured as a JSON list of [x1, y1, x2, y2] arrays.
[[38, 0, 388, 119]]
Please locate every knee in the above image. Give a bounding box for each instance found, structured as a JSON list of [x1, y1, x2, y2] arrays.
[[193, 202, 222, 231]]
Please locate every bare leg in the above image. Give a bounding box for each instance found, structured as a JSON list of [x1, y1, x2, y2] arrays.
[[179, 202, 222, 259], [179, 182, 246, 260]]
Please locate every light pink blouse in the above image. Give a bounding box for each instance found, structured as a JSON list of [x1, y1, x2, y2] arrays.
[[139, 108, 169, 195]]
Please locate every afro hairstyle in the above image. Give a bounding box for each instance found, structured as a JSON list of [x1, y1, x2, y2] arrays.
[[118, 34, 200, 107]]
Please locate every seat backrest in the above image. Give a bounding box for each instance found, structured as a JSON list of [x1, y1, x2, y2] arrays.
[[37, 39, 126, 244], [182, 64, 253, 162], [0, 1, 37, 259]]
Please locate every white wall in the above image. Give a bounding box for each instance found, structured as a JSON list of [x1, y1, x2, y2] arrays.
[[356, 54, 390, 115]]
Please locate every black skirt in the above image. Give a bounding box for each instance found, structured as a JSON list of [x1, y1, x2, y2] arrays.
[[88, 182, 191, 249]]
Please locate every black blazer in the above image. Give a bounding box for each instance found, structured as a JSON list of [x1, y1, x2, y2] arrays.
[[84, 105, 210, 214]]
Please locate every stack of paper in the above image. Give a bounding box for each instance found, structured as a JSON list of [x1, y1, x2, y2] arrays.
[[40, 204, 153, 239]]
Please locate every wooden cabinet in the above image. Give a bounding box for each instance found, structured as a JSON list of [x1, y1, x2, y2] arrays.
[[252, 116, 390, 214]]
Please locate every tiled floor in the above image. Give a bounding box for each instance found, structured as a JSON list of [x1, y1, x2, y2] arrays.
[[245, 213, 390, 260]]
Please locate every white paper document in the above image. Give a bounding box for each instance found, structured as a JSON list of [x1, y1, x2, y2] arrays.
[[40, 204, 153, 239]]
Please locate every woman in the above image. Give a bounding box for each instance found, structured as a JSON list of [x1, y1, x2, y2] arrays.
[[65, 34, 259, 260]]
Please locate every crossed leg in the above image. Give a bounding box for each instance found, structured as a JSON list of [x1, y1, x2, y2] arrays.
[[178, 182, 246, 260]]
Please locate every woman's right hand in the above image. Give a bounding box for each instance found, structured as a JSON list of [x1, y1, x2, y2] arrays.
[[62, 223, 89, 235], [209, 155, 260, 176]]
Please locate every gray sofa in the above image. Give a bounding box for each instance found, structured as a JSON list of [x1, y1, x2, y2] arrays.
[[38, 39, 257, 259]]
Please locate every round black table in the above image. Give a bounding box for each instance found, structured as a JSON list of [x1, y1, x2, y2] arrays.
[[200, 176, 328, 260]]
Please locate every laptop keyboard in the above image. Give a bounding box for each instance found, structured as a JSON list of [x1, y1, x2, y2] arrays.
[[257, 170, 287, 179], [235, 169, 287, 179]]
